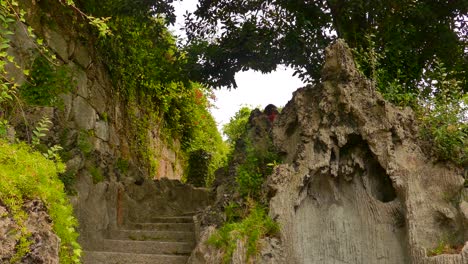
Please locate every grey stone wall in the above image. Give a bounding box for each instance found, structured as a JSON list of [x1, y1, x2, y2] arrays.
[[5, 0, 192, 251]]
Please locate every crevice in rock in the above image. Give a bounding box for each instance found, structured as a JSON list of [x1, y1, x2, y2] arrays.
[[285, 117, 298, 137], [338, 134, 397, 203]]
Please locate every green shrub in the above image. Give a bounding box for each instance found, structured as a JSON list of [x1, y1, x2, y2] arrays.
[[186, 149, 211, 187], [354, 37, 466, 165], [0, 140, 81, 263], [418, 60, 467, 165], [222, 106, 252, 145], [208, 201, 279, 263], [224, 202, 242, 223], [236, 139, 280, 198]]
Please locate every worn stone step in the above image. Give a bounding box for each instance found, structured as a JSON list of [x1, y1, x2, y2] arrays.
[[149, 216, 194, 223], [82, 251, 188, 264], [124, 222, 194, 232], [93, 239, 194, 255], [107, 229, 195, 242]]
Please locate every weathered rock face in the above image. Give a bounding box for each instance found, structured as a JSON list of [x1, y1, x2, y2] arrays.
[[189, 40, 467, 264], [0, 200, 60, 263], [267, 40, 467, 263]]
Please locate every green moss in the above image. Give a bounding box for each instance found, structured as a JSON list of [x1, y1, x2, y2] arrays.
[[0, 140, 81, 263], [89, 165, 104, 183], [116, 158, 129, 174], [77, 130, 93, 156], [100, 112, 109, 122], [427, 239, 464, 256]]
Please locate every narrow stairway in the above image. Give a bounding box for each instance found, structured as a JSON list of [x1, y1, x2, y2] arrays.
[[82, 215, 196, 264]]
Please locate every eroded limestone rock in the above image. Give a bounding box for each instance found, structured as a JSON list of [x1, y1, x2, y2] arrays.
[[267, 39, 467, 264], [189, 39, 467, 264]]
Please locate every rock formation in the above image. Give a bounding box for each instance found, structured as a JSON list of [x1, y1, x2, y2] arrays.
[[190, 40, 468, 263], [269, 40, 467, 263], [0, 200, 60, 263]]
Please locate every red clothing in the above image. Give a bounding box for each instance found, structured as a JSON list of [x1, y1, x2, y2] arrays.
[[268, 113, 277, 122]]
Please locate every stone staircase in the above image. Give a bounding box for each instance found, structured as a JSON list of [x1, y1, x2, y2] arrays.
[[82, 216, 196, 264]]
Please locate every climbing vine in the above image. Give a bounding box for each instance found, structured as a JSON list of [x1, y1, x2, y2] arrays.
[[78, 0, 227, 180], [0, 0, 111, 262]]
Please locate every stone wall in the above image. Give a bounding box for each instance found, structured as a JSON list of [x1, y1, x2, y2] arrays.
[[5, 0, 191, 251]]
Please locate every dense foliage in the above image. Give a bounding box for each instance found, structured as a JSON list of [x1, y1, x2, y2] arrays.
[[208, 106, 281, 261], [0, 140, 81, 263], [417, 60, 467, 165], [77, 0, 227, 180], [184, 0, 467, 93], [222, 106, 252, 145]]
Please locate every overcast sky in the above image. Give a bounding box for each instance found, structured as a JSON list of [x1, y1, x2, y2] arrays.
[[171, 0, 306, 132]]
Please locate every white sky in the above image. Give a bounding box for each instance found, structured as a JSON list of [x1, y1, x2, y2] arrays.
[[171, 0, 306, 132]]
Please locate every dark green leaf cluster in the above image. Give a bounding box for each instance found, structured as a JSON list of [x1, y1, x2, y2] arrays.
[[236, 138, 279, 198], [78, 0, 176, 23], [185, 0, 468, 96], [20, 56, 73, 107], [181, 87, 229, 186], [417, 60, 467, 165]]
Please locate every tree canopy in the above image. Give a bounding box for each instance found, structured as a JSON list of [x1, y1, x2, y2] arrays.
[[183, 0, 468, 94]]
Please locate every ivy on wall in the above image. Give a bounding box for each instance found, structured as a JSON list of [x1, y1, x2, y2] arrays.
[[79, 0, 228, 180]]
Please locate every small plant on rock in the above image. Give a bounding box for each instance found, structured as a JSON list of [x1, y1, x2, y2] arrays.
[[208, 200, 279, 263]]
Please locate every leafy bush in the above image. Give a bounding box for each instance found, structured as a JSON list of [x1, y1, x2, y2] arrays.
[[353, 34, 419, 108], [222, 106, 252, 145], [180, 85, 229, 186], [0, 140, 81, 263], [208, 201, 279, 263], [186, 149, 211, 187], [236, 138, 280, 198], [354, 37, 467, 165], [418, 60, 467, 165]]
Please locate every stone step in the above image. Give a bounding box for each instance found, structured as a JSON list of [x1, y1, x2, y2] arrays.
[[149, 216, 194, 223], [107, 229, 195, 242], [124, 222, 194, 232], [82, 251, 188, 264], [93, 239, 194, 255]]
